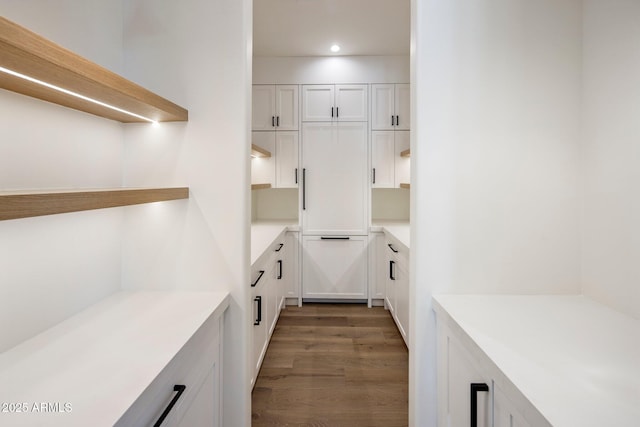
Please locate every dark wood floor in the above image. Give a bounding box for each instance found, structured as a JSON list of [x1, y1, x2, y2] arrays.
[[252, 303, 408, 427]]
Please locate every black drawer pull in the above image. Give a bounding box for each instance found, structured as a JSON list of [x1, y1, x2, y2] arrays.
[[254, 296, 262, 325], [251, 270, 265, 287], [271, 116, 275, 127], [276, 116, 280, 127], [470, 383, 489, 427], [373, 168, 376, 184], [295, 168, 298, 184], [321, 237, 350, 240], [389, 260, 396, 280], [388, 243, 398, 253], [153, 384, 186, 427], [277, 260, 283, 279], [275, 243, 284, 252]]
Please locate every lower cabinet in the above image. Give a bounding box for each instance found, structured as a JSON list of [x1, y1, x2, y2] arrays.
[[251, 230, 292, 386], [284, 231, 300, 300], [436, 312, 547, 427], [116, 304, 224, 427], [384, 233, 409, 346], [301, 235, 368, 299]]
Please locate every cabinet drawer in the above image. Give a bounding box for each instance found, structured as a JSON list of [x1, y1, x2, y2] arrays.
[[115, 314, 221, 427]]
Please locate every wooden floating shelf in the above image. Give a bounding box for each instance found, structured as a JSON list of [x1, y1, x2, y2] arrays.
[[400, 149, 411, 158], [251, 184, 272, 190], [0, 17, 188, 123], [251, 144, 271, 158], [0, 188, 189, 221], [400, 183, 410, 189]]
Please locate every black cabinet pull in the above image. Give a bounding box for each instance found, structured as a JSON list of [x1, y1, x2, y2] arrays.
[[277, 260, 283, 279], [331, 107, 334, 117], [254, 296, 262, 325], [251, 270, 265, 287], [321, 236, 350, 240], [302, 168, 306, 210], [272, 116, 275, 127], [295, 168, 298, 184], [392, 115, 395, 126], [470, 383, 489, 427], [336, 107, 339, 118], [388, 243, 398, 253], [275, 243, 284, 252], [373, 168, 376, 184], [276, 116, 280, 127], [396, 115, 399, 126], [153, 384, 186, 427], [389, 260, 396, 280]]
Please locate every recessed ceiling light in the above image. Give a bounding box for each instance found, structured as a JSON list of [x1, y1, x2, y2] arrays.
[[330, 44, 340, 53]]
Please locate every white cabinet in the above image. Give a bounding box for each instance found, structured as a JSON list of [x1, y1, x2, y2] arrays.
[[371, 83, 410, 130], [251, 231, 289, 386], [301, 122, 368, 235], [302, 84, 368, 122], [368, 232, 386, 301], [302, 235, 368, 299], [251, 131, 299, 188], [284, 231, 300, 299], [252, 84, 299, 131], [435, 306, 549, 427], [384, 234, 409, 346], [371, 129, 409, 189], [275, 132, 299, 188]]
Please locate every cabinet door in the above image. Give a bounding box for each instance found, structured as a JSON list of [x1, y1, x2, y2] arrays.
[[385, 256, 396, 315], [302, 235, 367, 299], [251, 132, 275, 186], [438, 324, 492, 427], [494, 385, 531, 427], [251, 277, 268, 384], [177, 363, 217, 427], [394, 131, 410, 187], [335, 84, 368, 122], [368, 232, 385, 299], [252, 85, 276, 130], [284, 232, 299, 298], [302, 122, 368, 235], [302, 85, 334, 121], [275, 132, 299, 188], [394, 84, 410, 130], [371, 131, 395, 188], [371, 84, 395, 130], [275, 85, 298, 130], [267, 258, 280, 336]]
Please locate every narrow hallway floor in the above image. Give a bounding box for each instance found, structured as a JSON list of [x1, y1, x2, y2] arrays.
[[252, 303, 408, 427]]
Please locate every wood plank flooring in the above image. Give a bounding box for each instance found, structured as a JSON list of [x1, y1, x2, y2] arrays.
[[252, 303, 408, 427]]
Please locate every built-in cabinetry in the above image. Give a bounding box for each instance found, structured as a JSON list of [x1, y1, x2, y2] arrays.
[[251, 85, 299, 189], [0, 292, 229, 427], [299, 84, 369, 300], [301, 84, 368, 122], [434, 296, 639, 427], [371, 83, 410, 131], [251, 226, 298, 385], [384, 231, 409, 346]]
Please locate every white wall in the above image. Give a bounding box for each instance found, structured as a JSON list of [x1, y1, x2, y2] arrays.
[[121, 0, 252, 425], [372, 189, 410, 221], [581, 0, 640, 320], [254, 55, 409, 84], [0, 3, 124, 352], [252, 189, 298, 221], [410, 0, 583, 425]]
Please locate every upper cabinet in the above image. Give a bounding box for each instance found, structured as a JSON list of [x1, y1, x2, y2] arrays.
[[371, 83, 410, 130], [302, 84, 368, 122], [0, 17, 187, 123], [252, 85, 298, 131]]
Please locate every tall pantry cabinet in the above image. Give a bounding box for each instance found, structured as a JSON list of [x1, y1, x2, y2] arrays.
[[301, 84, 369, 299]]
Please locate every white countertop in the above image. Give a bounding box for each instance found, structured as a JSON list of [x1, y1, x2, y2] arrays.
[[0, 291, 229, 427], [433, 295, 640, 427], [251, 221, 297, 265], [372, 221, 410, 248]]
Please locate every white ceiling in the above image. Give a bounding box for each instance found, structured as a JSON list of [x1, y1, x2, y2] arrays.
[[253, 0, 410, 57]]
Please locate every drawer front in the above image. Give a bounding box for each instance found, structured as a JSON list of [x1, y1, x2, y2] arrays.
[[115, 314, 222, 427]]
